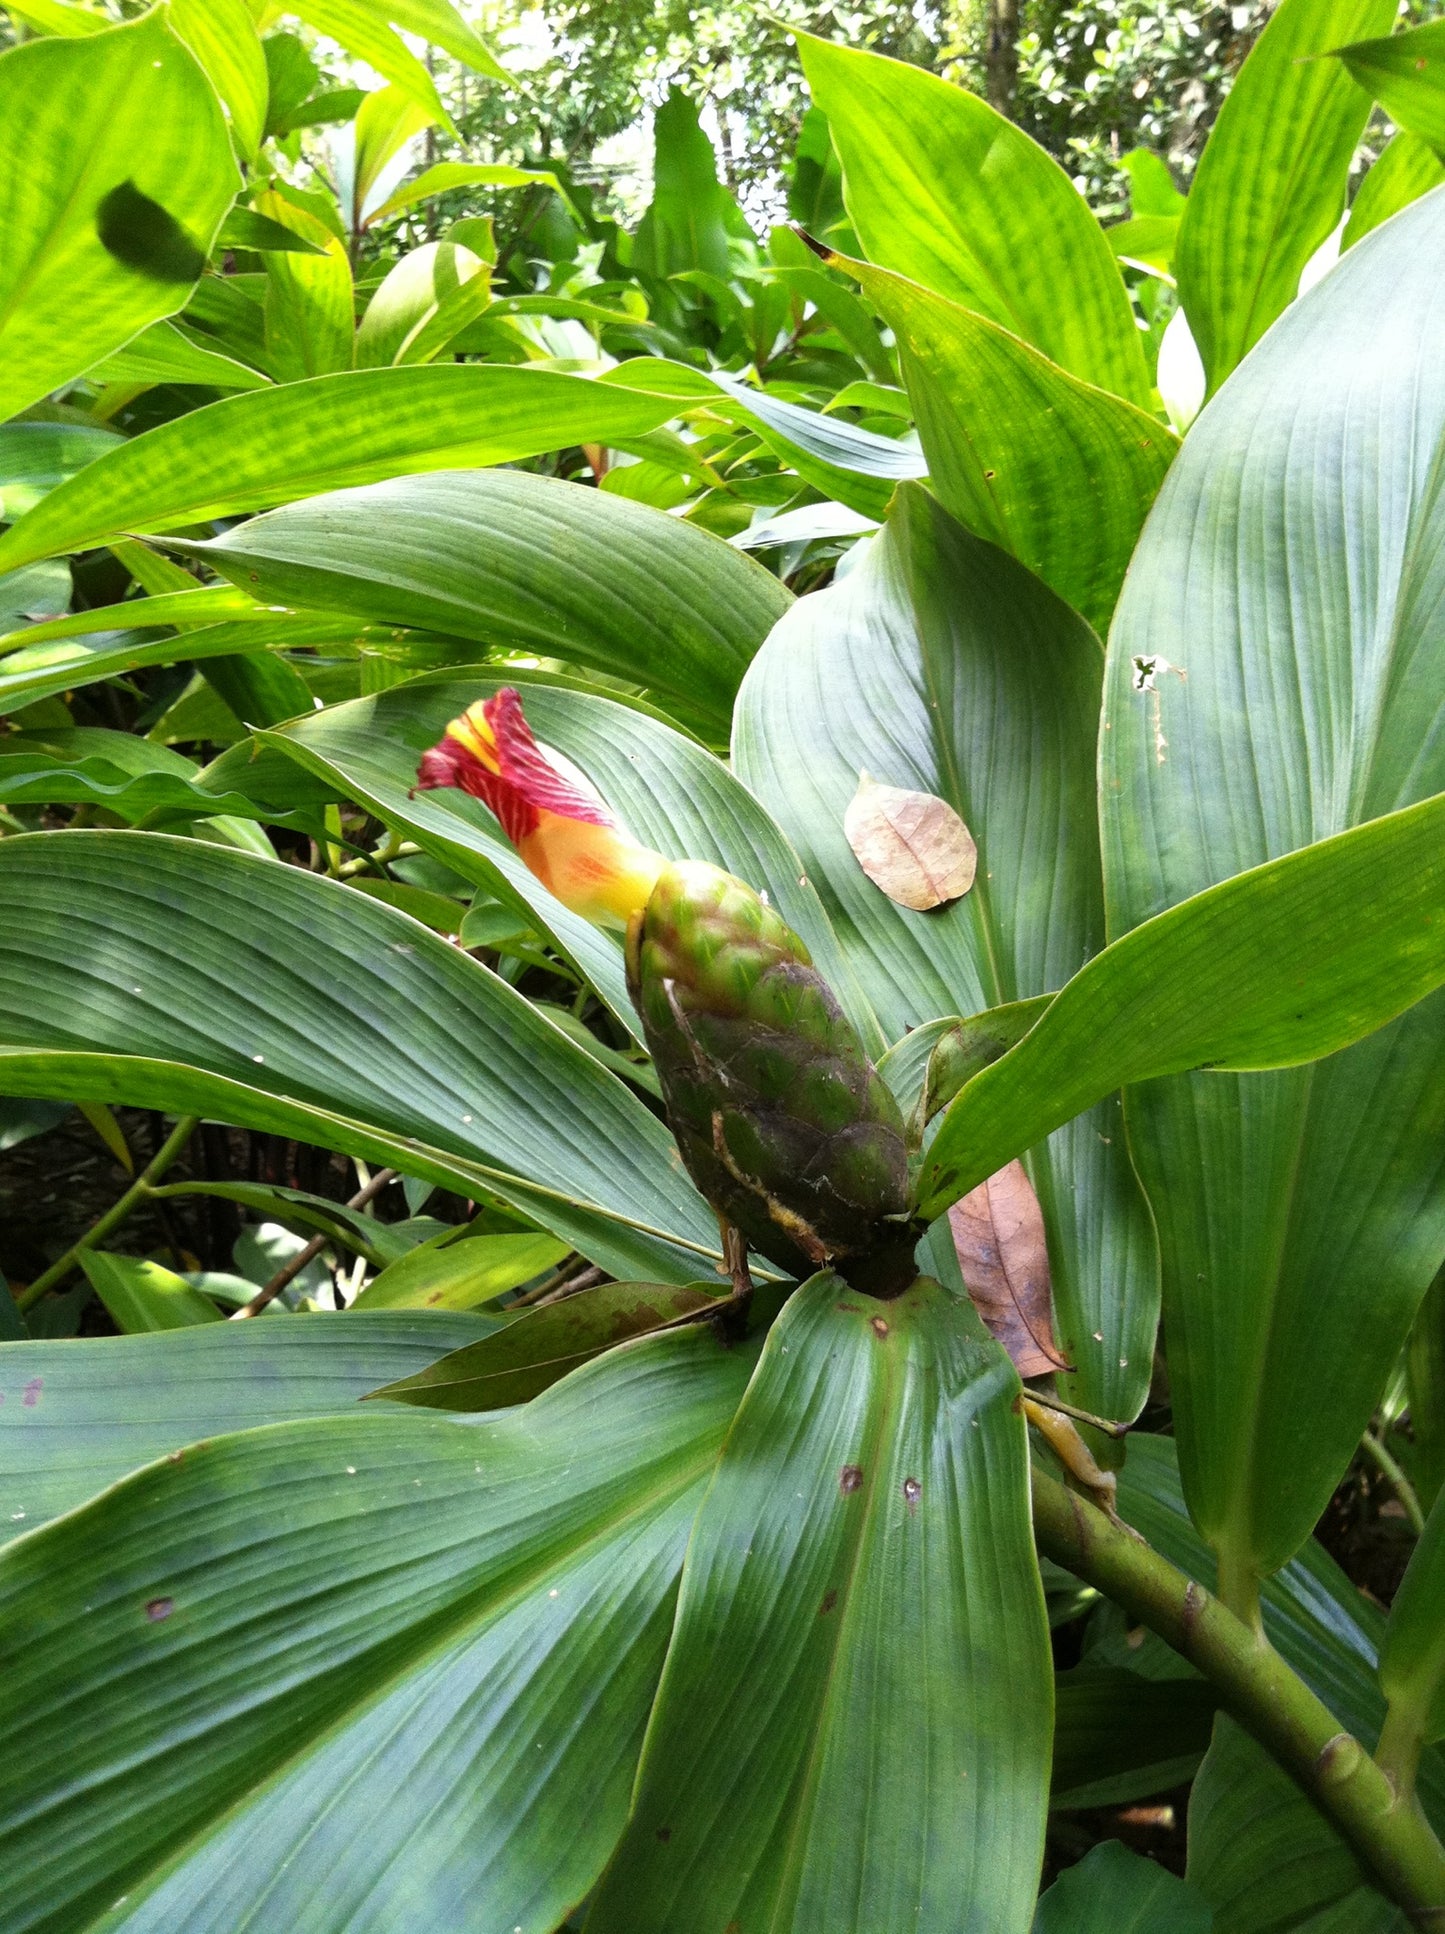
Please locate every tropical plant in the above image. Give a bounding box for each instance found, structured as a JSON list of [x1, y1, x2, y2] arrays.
[[3, 1, 1445, 1930]]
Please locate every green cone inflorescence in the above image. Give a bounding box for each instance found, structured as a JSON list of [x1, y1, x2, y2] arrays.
[[626, 860, 917, 1290]]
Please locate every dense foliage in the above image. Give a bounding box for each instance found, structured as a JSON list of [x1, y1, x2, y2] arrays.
[[3, 2, 1445, 1931]]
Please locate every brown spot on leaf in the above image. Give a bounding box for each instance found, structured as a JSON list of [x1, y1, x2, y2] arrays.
[[949, 1161, 1070, 1377], [145, 1597, 174, 1622], [870, 1317, 889, 1340], [902, 1476, 922, 1512], [820, 1589, 839, 1615], [166, 1449, 184, 1464], [21, 1378, 41, 1408], [843, 772, 976, 911], [656, 1827, 672, 1843], [839, 1464, 863, 1495]]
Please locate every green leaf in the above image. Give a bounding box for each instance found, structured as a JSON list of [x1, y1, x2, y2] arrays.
[[1380, 1486, 1445, 1751], [256, 188, 354, 379], [345, 84, 436, 229], [77, 1253, 225, 1334], [224, 670, 868, 1054], [283, 0, 454, 128], [0, 586, 260, 655], [0, 830, 724, 1284], [0, 1308, 500, 1538], [371, 1279, 725, 1403], [342, 0, 510, 85], [169, 0, 268, 162], [1174, 0, 1393, 395], [1101, 184, 1445, 1585], [922, 786, 1445, 1221], [0, 729, 293, 827], [832, 253, 1176, 635], [1333, 21, 1445, 154], [735, 487, 1157, 1421], [0, 12, 240, 420], [0, 367, 692, 575], [178, 469, 791, 732], [147, 1177, 425, 1268], [1342, 134, 1445, 251], [216, 204, 329, 254], [1034, 1839, 1213, 1934], [0, 420, 121, 522], [355, 240, 487, 367], [81, 318, 272, 392], [368, 160, 565, 228], [3, 0, 109, 34], [351, 1226, 568, 1309], [1122, 147, 1186, 218], [589, 1274, 1051, 1934], [1049, 1668, 1216, 1811], [632, 87, 740, 281], [0, 1325, 749, 1932], [796, 32, 1150, 407]]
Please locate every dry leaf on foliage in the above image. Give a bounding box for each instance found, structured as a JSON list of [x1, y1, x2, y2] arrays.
[[843, 771, 977, 910], [949, 1159, 1071, 1377]]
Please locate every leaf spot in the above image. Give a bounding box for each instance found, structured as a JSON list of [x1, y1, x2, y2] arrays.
[[145, 1597, 175, 1622], [819, 1589, 838, 1615], [870, 1317, 889, 1339], [902, 1476, 922, 1512], [656, 1827, 672, 1843], [839, 1464, 864, 1495], [21, 1377, 42, 1408]]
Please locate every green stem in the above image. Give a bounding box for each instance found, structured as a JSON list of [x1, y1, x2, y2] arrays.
[[1362, 1429, 1428, 1537], [15, 1115, 200, 1315], [1378, 1701, 1428, 1806], [1031, 1466, 1445, 1929]]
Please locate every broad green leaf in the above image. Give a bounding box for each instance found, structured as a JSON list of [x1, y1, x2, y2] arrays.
[[216, 204, 329, 254], [1188, 1718, 1407, 1934], [170, 0, 268, 161], [1342, 134, 1445, 250], [371, 1279, 723, 1403], [345, 85, 436, 229], [632, 87, 740, 282], [218, 671, 869, 1053], [1333, 21, 1445, 154], [1034, 1839, 1213, 1933], [355, 240, 487, 367], [0, 585, 258, 653], [1123, 147, 1186, 218], [1049, 1668, 1215, 1811], [78, 1253, 225, 1334], [735, 487, 1157, 1421], [301, 0, 510, 87], [1380, 1487, 1445, 1750], [796, 32, 1150, 407], [147, 1177, 431, 1267], [0, 830, 724, 1284], [368, 160, 565, 228], [1101, 185, 1445, 1584], [0, 729, 299, 827], [589, 1274, 1051, 1934], [81, 318, 272, 392], [0, 1309, 500, 1539], [179, 469, 791, 731], [921, 787, 1445, 1221], [0, 12, 240, 421], [0, 420, 121, 521], [256, 188, 354, 380], [0, 1325, 749, 1933], [3, 0, 108, 33], [834, 254, 1176, 634], [0, 367, 690, 574], [282, 0, 453, 126], [1174, 0, 1393, 394], [351, 1227, 567, 1309]]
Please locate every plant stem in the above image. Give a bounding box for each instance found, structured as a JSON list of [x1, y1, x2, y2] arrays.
[[1377, 1701, 1429, 1807], [1031, 1465, 1445, 1928], [230, 1166, 396, 1319], [15, 1115, 200, 1314], [1362, 1428, 1428, 1537]]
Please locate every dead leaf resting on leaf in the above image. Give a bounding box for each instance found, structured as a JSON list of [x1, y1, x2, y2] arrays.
[[843, 771, 977, 910], [949, 1159, 1071, 1378]]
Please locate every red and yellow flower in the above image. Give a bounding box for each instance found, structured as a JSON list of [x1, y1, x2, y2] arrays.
[[416, 687, 666, 928]]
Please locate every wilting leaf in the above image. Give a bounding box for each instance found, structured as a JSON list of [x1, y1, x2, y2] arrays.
[[843, 770, 976, 910], [950, 1160, 1069, 1377]]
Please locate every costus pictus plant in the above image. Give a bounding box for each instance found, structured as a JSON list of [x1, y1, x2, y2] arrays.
[[3, 3, 1445, 1931]]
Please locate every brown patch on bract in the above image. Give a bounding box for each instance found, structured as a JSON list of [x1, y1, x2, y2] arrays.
[[843, 772, 977, 911], [839, 1464, 863, 1495], [949, 1160, 1071, 1377]]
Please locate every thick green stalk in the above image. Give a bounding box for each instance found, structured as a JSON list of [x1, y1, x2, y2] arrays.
[[1031, 1466, 1445, 1928], [15, 1115, 199, 1314]]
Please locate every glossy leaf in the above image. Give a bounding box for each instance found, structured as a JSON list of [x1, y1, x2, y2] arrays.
[[1333, 21, 1445, 153], [1342, 135, 1445, 250], [1101, 185, 1445, 1582], [219, 671, 868, 1053], [0, 1326, 750, 1933], [834, 253, 1176, 634], [0, 12, 240, 421], [355, 240, 486, 367], [1174, 0, 1393, 394], [0, 367, 691, 575], [589, 1273, 1051, 1934], [77, 1253, 225, 1334], [0, 830, 723, 1285], [1034, 1839, 1212, 1933], [796, 33, 1149, 406], [0, 1310, 501, 1539], [177, 468, 791, 731], [735, 485, 1157, 1420], [372, 1279, 724, 1406], [351, 1227, 567, 1310], [923, 786, 1445, 1220]]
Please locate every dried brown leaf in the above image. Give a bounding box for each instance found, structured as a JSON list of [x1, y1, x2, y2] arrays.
[[949, 1159, 1071, 1377], [843, 771, 977, 911]]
